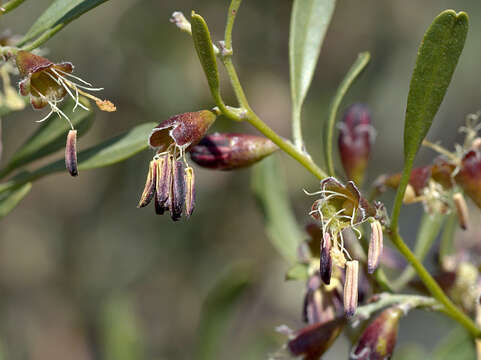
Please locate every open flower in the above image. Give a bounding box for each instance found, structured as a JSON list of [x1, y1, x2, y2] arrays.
[[138, 110, 217, 220], [307, 177, 386, 315], [16, 50, 115, 126]]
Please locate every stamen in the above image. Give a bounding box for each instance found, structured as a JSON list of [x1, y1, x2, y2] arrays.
[[53, 68, 94, 87]]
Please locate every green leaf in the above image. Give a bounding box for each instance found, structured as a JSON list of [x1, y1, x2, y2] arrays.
[[431, 326, 475, 360], [101, 295, 144, 360], [289, 0, 336, 146], [324, 52, 370, 176], [251, 155, 304, 263], [197, 262, 252, 360], [0, 122, 157, 195], [392, 212, 445, 290], [0, 182, 31, 219], [285, 263, 309, 281], [391, 10, 468, 230], [1, 97, 94, 178], [191, 12, 222, 107], [404, 10, 468, 166], [18, 0, 111, 48]]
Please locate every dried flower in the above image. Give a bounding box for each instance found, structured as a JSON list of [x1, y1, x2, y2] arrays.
[[350, 306, 403, 360], [453, 192, 469, 230], [338, 104, 376, 186], [16, 50, 115, 126], [344, 260, 359, 317], [320, 232, 332, 285], [189, 133, 277, 170], [138, 110, 217, 220]]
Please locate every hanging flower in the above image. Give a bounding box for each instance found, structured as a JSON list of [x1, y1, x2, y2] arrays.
[[138, 110, 217, 221], [15, 50, 115, 126]]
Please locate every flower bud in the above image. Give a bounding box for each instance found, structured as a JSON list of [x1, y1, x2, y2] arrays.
[[455, 150, 481, 209], [343, 260, 359, 317], [367, 220, 383, 274], [338, 104, 375, 186], [320, 232, 332, 285], [65, 129, 78, 177], [149, 110, 217, 153], [350, 307, 403, 360], [189, 133, 278, 170], [453, 192, 469, 230], [288, 318, 345, 359]]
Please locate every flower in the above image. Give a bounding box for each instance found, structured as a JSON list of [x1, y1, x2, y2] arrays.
[[15, 50, 115, 126], [138, 110, 217, 220], [189, 133, 277, 170], [338, 104, 376, 186], [350, 306, 403, 360], [307, 177, 386, 315]]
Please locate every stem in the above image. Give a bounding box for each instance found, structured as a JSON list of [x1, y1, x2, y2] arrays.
[[291, 105, 303, 150], [20, 24, 63, 51], [389, 229, 481, 338], [224, 0, 242, 50], [222, 58, 249, 109], [1, 0, 26, 14]]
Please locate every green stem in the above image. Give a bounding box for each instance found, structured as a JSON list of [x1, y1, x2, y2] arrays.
[[19, 23, 63, 51], [222, 58, 249, 109], [325, 52, 370, 177], [1, 0, 26, 14], [389, 229, 481, 338], [224, 0, 242, 50]]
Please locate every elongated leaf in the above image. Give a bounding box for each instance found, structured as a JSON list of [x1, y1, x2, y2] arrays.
[[289, 0, 336, 145], [1, 97, 93, 177], [197, 262, 252, 360], [191, 12, 222, 106], [0, 182, 31, 219], [18, 0, 110, 47], [0, 122, 157, 195], [251, 155, 304, 263], [404, 10, 468, 165]]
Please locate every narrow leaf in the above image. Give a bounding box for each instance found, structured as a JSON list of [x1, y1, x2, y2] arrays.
[[251, 155, 304, 263], [18, 0, 111, 47], [2, 97, 93, 177], [289, 0, 336, 145], [404, 10, 468, 164], [191, 12, 222, 106], [0, 122, 157, 195], [0, 182, 31, 219], [324, 52, 370, 176], [197, 262, 252, 360]]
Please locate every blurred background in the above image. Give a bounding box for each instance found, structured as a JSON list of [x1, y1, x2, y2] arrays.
[[0, 0, 481, 359]]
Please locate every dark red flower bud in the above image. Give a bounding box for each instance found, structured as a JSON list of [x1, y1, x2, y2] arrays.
[[350, 307, 403, 360], [170, 160, 186, 221], [338, 104, 375, 186], [288, 318, 345, 359], [455, 150, 481, 209], [379, 166, 432, 196], [320, 232, 332, 285], [189, 133, 277, 170], [149, 110, 217, 153], [64, 129, 78, 177]]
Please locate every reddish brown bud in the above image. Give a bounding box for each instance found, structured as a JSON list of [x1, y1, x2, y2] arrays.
[[170, 160, 186, 221], [380, 166, 432, 196], [138, 160, 157, 208], [367, 220, 383, 274], [149, 110, 217, 153], [189, 133, 278, 170], [344, 260, 359, 317], [288, 318, 345, 359], [320, 232, 332, 285], [455, 150, 481, 209], [350, 307, 403, 360], [184, 167, 196, 218], [65, 130, 78, 177], [338, 104, 375, 186]]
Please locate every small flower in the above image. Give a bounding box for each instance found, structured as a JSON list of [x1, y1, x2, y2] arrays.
[[287, 317, 346, 359], [15, 50, 115, 126], [338, 104, 376, 186], [350, 306, 403, 360], [189, 133, 278, 170], [138, 110, 217, 220]]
